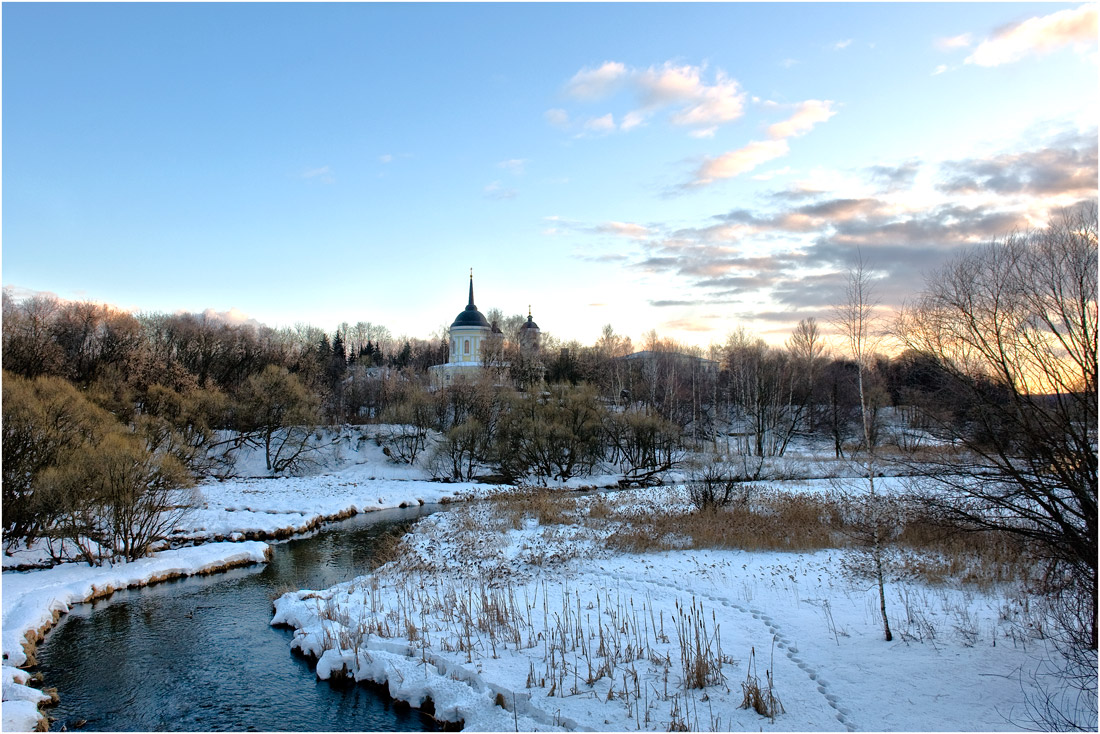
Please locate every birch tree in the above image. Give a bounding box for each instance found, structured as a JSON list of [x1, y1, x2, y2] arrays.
[[832, 255, 893, 642]]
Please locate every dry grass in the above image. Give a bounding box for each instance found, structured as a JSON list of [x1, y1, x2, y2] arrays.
[[366, 527, 409, 571], [490, 485, 576, 528], [893, 518, 1030, 589], [471, 482, 1040, 594], [739, 645, 783, 720], [606, 489, 849, 554], [674, 598, 730, 690], [590, 487, 1033, 590], [313, 567, 720, 728]]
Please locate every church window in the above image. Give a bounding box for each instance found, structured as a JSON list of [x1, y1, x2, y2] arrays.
[[464, 339, 470, 354]]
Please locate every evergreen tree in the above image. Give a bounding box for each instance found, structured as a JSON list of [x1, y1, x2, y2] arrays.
[[394, 341, 412, 369], [332, 331, 346, 363]]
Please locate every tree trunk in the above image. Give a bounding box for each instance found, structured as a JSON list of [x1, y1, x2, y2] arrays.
[[863, 374, 891, 643]]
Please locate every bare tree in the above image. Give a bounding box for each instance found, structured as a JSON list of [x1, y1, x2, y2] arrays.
[[896, 202, 1097, 652], [787, 317, 827, 435], [831, 254, 893, 642], [236, 365, 326, 474], [379, 383, 438, 463], [1, 291, 65, 378], [605, 408, 684, 486], [721, 327, 804, 457]]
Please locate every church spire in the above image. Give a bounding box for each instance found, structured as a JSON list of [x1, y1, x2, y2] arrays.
[[468, 268, 475, 308]]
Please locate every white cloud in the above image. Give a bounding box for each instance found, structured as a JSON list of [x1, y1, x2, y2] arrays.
[[636, 63, 706, 106], [555, 60, 746, 137], [752, 166, 792, 181], [545, 108, 570, 129], [596, 221, 651, 239], [584, 114, 616, 133], [965, 4, 1097, 67], [2, 285, 63, 303], [302, 165, 334, 183], [498, 159, 527, 175], [674, 100, 835, 189], [780, 58, 799, 68], [633, 64, 745, 128], [565, 61, 628, 99], [767, 100, 837, 140], [199, 307, 263, 328], [379, 154, 394, 164], [932, 64, 950, 75], [833, 39, 853, 50], [621, 110, 648, 131], [936, 33, 973, 51], [668, 73, 745, 127], [689, 127, 717, 139], [691, 138, 790, 187]]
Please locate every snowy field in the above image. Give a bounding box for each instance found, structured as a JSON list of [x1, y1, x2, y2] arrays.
[[273, 490, 1082, 732]]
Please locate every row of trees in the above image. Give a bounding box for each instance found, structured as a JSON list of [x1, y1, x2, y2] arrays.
[[377, 380, 683, 484], [2, 288, 971, 462]]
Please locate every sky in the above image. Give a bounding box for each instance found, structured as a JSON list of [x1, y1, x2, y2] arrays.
[[2, 2, 1097, 349]]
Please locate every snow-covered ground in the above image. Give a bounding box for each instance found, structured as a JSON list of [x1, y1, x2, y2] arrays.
[[273, 492, 1084, 732], [2, 541, 270, 731], [5, 426, 1088, 731], [173, 473, 484, 542]]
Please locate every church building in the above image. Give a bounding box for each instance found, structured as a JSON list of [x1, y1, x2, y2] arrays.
[[429, 272, 541, 389]]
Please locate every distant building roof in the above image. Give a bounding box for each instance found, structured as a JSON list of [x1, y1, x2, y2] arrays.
[[520, 306, 540, 332], [451, 273, 491, 329]]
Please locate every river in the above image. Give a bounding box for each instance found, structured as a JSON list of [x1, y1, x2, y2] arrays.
[[34, 505, 442, 732]]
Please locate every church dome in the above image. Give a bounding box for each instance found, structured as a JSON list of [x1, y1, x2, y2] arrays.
[[452, 307, 491, 329], [451, 274, 491, 329], [520, 307, 540, 331]]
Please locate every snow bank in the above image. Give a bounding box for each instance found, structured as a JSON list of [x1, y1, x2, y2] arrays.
[[272, 587, 574, 731], [2, 541, 270, 731], [176, 474, 490, 542]]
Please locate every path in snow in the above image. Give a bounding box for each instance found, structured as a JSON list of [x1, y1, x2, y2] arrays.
[[594, 566, 855, 731]]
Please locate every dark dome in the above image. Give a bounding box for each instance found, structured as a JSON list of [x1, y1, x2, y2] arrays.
[[521, 314, 540, 331], [451, 274, 491, 329], [452, 305, 491, 329]]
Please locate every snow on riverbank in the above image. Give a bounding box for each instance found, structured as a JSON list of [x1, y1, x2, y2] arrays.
[[171, 425, 507, 543], [272, 497, 1071, 732], [174, 473, 490, 542], [2, 541, 270, 731], [3, 474, 499, 572]]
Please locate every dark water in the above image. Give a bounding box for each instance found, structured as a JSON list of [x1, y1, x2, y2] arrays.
[[34, 506, 442, 732]]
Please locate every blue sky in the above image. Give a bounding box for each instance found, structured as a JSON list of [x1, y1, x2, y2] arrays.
[[3, 2, 1097, 348]]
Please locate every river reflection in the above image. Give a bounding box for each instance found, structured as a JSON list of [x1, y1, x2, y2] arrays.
[[35, 505, 441, 732]]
